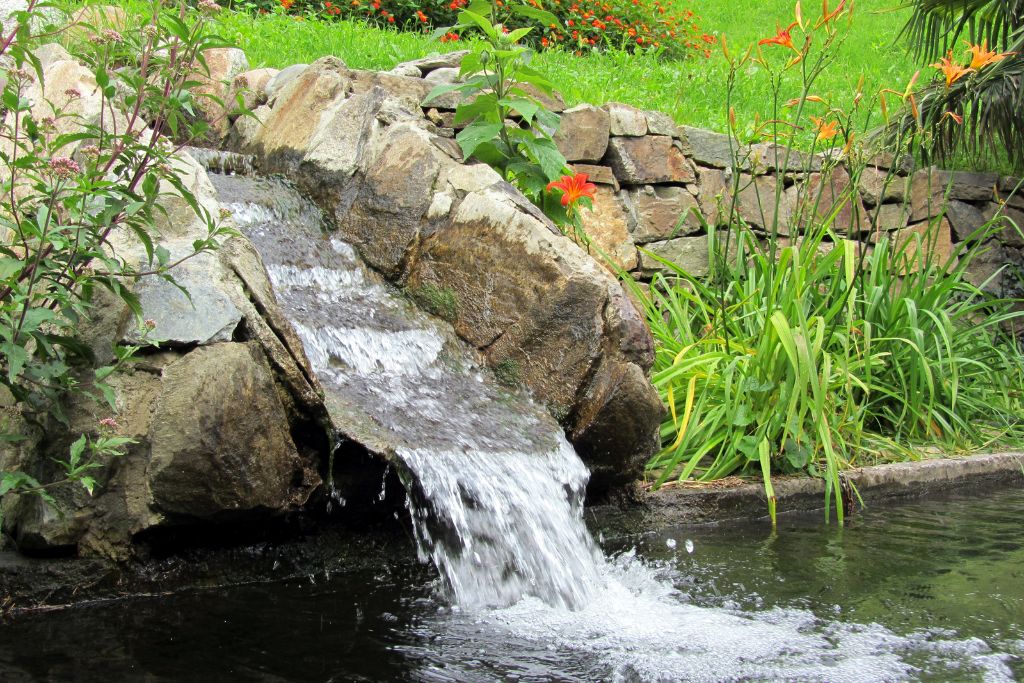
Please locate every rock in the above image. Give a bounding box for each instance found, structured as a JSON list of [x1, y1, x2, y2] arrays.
[[794, 166, 870, 235], [123, 253, 242, 347], [249, 82, 660, 488], [638, 235, 716, 277], [554, 104, 610, 162], [423, 67, 460, 84], [735, 175, 794, 232], [859, 166, 909, 206], [678, 126, 743, 169], [231, 67, 278, 110], [625, 185, 702, 243], [248, 57, 351, 157], [387, 63, 423, 78], [189, 47, 250, 142], [394, 50, 468, 75], [695, 167, 732, 226], [871, 202, 911, 232], [33, 42, 73, 71], [605, 135, 695, 184], [603, 102, 648, 136], [982, 203, 1024, 249], [910, 168, 999, 221], [874, 218, 955, 273], [227, 103, 271, 151], [644, 110, 677, 137], [579, 186, 637, 271], [963, 241, 1011, 294], [571, 163, 618, 191], [944, 199, 986, 242], [265, 63, 308, 104], [147, 343, 318, 520], [750, 143, 821, 173]]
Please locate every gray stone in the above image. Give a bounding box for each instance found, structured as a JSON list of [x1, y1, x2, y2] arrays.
[[678, 126, 743, 169], [625, 185, 702, 243], [982, 203, 1024, 248], [605, 135, 695, 184], [124, 254, 242, 347], [638, 235, 714, 277], [792, 166, 870, 235], [265, 63, 308, 105], [148, 343, 318, 519], [190, 47, 250, 142], [33, 42, 73, 70], [604, 102, 648, 136], [944, 199, 986, 242], [871, 202, 911, 232], [554, 104, 610, 162], [231, 67, 278, 110], [423, 67, 460, 84], [387, 63, 423, 78], [859, 166, 909, 206], [644, 110, 677, 137], [751, 142, 821, 173], [735, 175, 794, 232], [695, 167, 732, 226], [395, 50, 469, 74]]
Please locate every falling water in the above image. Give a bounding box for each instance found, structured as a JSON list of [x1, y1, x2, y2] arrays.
[[204, 163, 1017, 681], [211, 171, 604, 610]]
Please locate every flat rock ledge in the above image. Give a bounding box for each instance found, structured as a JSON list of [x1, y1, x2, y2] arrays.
[[591, 452, 1024, 537]]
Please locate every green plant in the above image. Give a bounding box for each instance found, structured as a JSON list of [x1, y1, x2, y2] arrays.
[[1, 0, 239, 521], [896, 0, 1024, 172], [413, 282, 458, 322], [627, 1, 1024, 525], [422, 0, 582, 230]]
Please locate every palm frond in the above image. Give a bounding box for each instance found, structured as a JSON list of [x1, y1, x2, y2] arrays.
[[900, 0, 1024, 60]]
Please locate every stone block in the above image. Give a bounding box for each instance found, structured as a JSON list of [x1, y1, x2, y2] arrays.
[[871, 203, 910, 232], [644, 110, 678, 137], [555, 104, 610, 162], [793, 166, 870, 235], [571, 163, 618, 191], [875, 218, 955, 273], [579, 186, 637, 271], [604, 102, 648, 136], [606, 135, 695, 184], [859, 166, 909, 206], [625, 185, 702, 243]]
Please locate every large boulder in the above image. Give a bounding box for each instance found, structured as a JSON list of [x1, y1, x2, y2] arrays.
[[240, 58, 662, 489]]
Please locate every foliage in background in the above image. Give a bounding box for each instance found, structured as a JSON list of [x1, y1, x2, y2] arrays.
[[895, 0, 1024, 172], [626, 1, 1024, 524], [1, 0, 239, 524], [224, 0, 710, 59], [422, 0, 594, 236]]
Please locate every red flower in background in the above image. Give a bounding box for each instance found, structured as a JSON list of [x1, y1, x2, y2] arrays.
[[546, 173, 597, 211], [758, 21, 799, 51]]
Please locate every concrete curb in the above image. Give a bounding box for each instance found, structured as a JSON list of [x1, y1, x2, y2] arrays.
[[589, 452, 1024, 537]]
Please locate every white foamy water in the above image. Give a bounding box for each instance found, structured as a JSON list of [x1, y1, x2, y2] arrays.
[[207, 171, 1018, 682]]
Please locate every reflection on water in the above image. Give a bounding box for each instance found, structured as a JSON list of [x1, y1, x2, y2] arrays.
[[2, 487, 1022, 682]]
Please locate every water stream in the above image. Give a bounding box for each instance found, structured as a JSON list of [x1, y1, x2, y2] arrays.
[[78, 155, 1016, 681]]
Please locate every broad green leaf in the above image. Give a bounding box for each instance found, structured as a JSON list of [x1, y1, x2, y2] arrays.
[[69, 434, 87, 468], [510, 4, 561, 29], [456, 122, 505, 161]]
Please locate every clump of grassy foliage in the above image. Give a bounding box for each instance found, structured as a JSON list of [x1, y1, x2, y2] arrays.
[[624, 2, 1024, 523]]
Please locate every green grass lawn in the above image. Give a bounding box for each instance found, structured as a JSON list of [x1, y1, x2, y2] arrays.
[[213, 0, 921, 136]]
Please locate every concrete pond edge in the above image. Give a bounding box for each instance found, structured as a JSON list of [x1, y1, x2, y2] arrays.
[[589, 451, 1024, 538]]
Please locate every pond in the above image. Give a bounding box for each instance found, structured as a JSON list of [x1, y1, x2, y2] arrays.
[[1, 486, 1021, 682]]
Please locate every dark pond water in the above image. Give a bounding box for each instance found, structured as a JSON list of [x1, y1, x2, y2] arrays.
[[2, 487, 1022, 682]]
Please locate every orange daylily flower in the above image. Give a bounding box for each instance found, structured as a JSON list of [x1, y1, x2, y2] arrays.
[[966, 41, 1013, 70], [815, 0, 845, 27], [942, 110, 964, 125], [809, 115, 838, 143], [930, 50, 973, 88], [758, 21, 800, 52], [547, 173, 597, 210]]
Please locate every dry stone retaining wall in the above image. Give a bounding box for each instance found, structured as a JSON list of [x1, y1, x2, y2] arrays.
[[224, 51, 1024, 298]]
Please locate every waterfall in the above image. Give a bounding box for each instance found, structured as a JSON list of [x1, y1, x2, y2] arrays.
[[212, 172, 605, 610]]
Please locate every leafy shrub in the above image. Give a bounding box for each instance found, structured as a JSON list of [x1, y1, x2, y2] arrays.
[[233, 0, 711, 59], [626, 1, 1024, 523], [1, 0, 239, 520]]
